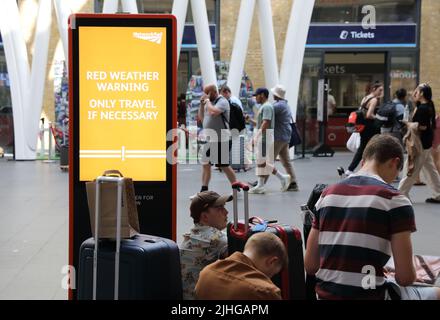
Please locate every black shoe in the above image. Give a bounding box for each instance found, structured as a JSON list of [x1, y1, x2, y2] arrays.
[[287, 182, 299, 191], [337, 166, 345, 177], [426, 198, 440, 204]]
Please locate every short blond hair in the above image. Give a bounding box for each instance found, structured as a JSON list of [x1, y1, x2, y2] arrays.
[[244, 232, 288, 268]]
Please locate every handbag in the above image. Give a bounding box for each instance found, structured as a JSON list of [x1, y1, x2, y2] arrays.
[[86, 170, 140, 239], [289, 121, 302, 148], [346, 132, 360, 153]]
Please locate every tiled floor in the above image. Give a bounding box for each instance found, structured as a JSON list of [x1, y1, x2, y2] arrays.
[[1, 152, 439, 299]]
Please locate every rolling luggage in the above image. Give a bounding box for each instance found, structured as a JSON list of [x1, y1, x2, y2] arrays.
[[227, 182, 306, 300], [77, 175, 182, 300], [302, 183, 328, 247], [300, 183, 327, 301]]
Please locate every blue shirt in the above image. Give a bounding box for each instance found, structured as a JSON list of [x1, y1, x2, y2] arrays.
[[273, 99, 292, 143]]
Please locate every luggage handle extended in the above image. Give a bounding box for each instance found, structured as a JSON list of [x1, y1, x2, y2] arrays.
[[232, 182, 250, 232], [93, 175, 125, 301]]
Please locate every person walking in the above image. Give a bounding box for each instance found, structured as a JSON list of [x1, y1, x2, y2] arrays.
[[338, 81, 383, 177], [270, 84, 299, 191], [380, 88, 408, 145], [398, 83, 440, 203], [246, 88, 291, 194], [191, 84, 237, 199]]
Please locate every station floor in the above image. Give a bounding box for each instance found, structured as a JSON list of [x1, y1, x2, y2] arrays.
[[0, 152, 439, 299]]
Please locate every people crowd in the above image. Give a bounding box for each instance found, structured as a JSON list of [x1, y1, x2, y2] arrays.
[[177, 81, 440, 300]]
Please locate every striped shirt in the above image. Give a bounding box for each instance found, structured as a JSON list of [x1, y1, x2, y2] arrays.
[[312, 173, 416, 300]]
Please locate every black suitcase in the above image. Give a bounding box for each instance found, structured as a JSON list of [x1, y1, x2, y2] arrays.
[[77, 175, 182, 300], [227, 182, 306, 300], [78, 235, 182, 300], [300, 183, 327, 301], [302, 183, 327, 247]]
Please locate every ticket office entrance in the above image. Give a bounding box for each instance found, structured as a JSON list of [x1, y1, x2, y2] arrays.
[[299, 50, 418, 149]]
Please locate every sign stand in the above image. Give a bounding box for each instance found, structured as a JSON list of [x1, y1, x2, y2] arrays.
[[312, 78, 334, 157], [68, 14, 177, 300]]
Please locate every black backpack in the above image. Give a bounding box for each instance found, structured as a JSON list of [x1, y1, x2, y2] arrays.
[[375, 101, 397, 128], [227, 100, 246, 132]]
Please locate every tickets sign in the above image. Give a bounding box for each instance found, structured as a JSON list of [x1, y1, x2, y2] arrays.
[[79, 26, 167, 181]]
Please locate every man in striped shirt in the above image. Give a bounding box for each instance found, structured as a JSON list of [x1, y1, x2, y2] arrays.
[[305, 135, 440, 300]]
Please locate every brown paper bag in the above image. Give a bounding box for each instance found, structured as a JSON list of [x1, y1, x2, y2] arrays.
[[86, 170, 140, 239]]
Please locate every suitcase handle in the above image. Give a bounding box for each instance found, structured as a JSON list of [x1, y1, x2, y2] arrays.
[[232, 182, 249, 232], [232, 181, 249, 191], [102, 170, 124, 177], [93, 175, 125, 301]]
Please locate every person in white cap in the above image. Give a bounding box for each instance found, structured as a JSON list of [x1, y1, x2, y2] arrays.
[[270, 84, 299, 191], [247, 87, 291, 194]]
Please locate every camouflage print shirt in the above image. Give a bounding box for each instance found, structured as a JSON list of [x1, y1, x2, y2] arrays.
[[179, 224, 228, 300]]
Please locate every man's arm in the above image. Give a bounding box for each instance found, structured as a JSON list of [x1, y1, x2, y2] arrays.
[[304, 228, 320, 275], [246, 114, 257, 126], [390, 231, 416, 286], [198, 98, 206, 122], [206, 100, 225, 117], [252, 119, 271, 144]]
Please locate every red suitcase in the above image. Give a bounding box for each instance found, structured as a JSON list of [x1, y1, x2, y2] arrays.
[[227, 182, 306, 300]]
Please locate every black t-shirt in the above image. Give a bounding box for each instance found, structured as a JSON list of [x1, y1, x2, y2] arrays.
[[413, 103, 434, 149]]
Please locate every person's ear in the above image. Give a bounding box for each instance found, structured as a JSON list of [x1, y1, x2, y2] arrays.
[[199, 211, 209, 224], [266, 256, 279, 268]]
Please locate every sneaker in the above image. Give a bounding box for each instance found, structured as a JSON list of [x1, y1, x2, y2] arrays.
[[248, 180, 258, 187], [287, 182, 299, 191], [345, 170, 354, 177], [426, 198, 440, 204], [248, 176, 269, 188], [249, 186, 266, 194], [337, 166, 345, 177], [280, 174, 292, 192]]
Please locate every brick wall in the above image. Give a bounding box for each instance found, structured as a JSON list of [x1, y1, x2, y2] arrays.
[[220, 0, 293, 89], [420, 0, 440, 112]]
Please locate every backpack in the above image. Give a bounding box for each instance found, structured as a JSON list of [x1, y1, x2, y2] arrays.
[[345, 96, 375, 133], [346, 109, 366, 133], [227, 100, 246, 132], [375, 101, 397, 128]]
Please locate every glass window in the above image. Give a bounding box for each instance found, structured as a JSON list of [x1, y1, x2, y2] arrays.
[[312, 0, 418, 24], [186, 0, 216, 23], [324, 53, 385, 109], [390, 53, 417, 99], [299, 53, 323, 149], [178, 52, 189, 97]]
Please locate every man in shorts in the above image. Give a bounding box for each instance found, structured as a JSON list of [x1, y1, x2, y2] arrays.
[[191, 84, 237, 199]]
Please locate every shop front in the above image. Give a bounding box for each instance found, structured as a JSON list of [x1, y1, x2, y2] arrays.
[[298, 0, 420, 150]]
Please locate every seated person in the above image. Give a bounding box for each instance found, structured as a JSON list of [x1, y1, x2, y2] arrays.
[[180, 191, 232, 300], [305, 134, 440, 300], [195, 232, 287, 300]]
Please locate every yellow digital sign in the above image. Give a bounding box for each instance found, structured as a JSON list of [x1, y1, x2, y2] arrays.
[[79, 26, 167, 181]]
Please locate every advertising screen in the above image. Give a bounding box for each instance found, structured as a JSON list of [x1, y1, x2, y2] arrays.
[[69, 14, 176, 300], [79, 26, 167, 181]]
